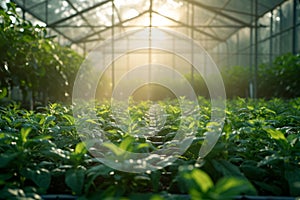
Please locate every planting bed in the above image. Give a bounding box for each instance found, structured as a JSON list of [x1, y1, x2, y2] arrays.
[[0, 98, 300, 199]]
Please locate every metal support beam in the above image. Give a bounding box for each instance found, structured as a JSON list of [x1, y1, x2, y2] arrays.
[[74, 10, 149, 44], [182, 0, 252, 27], [269, 10, 273, 66], [152, 11, 224, 42], [48, 0, 111, 26], [52, 24, 263, 28]]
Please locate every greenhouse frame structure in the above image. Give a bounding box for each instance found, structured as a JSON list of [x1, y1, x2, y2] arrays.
[[9, 0, 300, 98]]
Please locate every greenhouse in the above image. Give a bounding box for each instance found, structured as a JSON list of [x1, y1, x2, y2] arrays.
[[0, 0, 300, 199]]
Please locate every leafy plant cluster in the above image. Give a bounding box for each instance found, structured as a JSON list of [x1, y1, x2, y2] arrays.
[[0, 3, 84, 108], [1, 98, 300, 199], [185, 53, 300, 99]]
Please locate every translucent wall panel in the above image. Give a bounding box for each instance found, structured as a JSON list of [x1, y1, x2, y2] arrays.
[[211, 0, 298, 69], [258, 40, 270, 64], [280, 30, 292, 54], [297, 0, 300, 23], [281, 0, 293, 29], [297, 26, 300, 52], [258, 13, 271, 41]]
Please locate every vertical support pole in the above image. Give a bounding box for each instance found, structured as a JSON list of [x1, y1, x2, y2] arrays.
[[249, 1, 254, 98], [269, 10, 273, 66], [127, 38, 129, 78], [191, 3, 195, 96], [172, 34, 175, 80], [45, 0, 48, 24], [292, 0, 297, 54], [22, 0, 26, 20], [111, 0, 115, 94], [254, 0, 258, 98], [83, 42, 86, 57], [236, 33, 239, 66], [148, 0, 153, 100]]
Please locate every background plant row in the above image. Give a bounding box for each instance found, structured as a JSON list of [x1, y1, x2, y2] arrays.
[[0, 98, 300, 199]]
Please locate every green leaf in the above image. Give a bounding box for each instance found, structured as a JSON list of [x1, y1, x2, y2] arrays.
[[284, 164, 300, 196], [190, 168, 213, 193], [63, 114, 74, 125], [211, 159, 245, 178], [21, 128, 31, 144], [0, 88, 8, 99], [119, 136, 134, 151], [103, 142, 124, 156], [75, 142, 87, 155], [212, 177, 257, 197], [0, 153, 19, 168], [65, 168, 85, 195], [31, 168, 51, 190], [21, 168, 51, 190], [265, 128, 287, 142]]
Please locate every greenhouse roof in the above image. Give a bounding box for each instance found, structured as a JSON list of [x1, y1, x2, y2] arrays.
[[12, 0, 286, 52]]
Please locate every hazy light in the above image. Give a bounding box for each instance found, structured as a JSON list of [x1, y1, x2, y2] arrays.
[[275, 16, 280, 21], [267, 12, 272, 18], [123, 8, 139, 19]]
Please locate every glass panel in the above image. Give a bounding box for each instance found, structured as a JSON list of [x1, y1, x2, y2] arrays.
[[239, 48, 251, 67], [272, 34, 280, 59], [23, 0, 45, 9], [46, 0, 76, 24], [59, 15, 88, 26], [272, 7, 281, 34], [280, 30, 292, 54], [281, 0, 293, 29], [258, 12, 271, 41], [258, 39, 270, 64], [211, 27, 236, 39], [68, 0, 109, 12], [297, 0, 300, 23], [192, 6, 214, 26], [226, 0, 251, 14], [83, 3, 120, 26], [258, 0, 285, 14], [153, 0, 184, 23], [221, 10, 252, 24], [194, 0, 228, 8], [56, 27, 93, 41], [27, 2, 46, 22], [297, 25, 300, 53], [238, 27, 250, 50], [25, 12, 47, 27]]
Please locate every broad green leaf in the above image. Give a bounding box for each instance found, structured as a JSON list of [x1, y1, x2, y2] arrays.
[[284, 164, 300, 196], [45, 115, 56, 125], [21, 168, 51, 190], [0, 88, 7, 99], [211, 159, 245, 178], [65, 168, 85, 195], [265, 128, 287, 142], [190, 168, 213, 193], [213, 177, 257, 197], [21, 128, 31, 143], [75, 142, 87, 155], [103, 142, 124, 156], [0, 153, 19, 168], [63, 114, 75, 125], [253, 181, 282, 195], [119, 136, 134, 151], [31, 168, 51, 190]]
